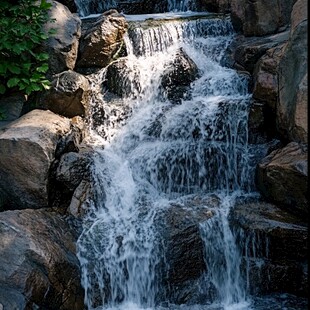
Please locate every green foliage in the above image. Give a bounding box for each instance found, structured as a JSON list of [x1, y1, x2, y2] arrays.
[[0, 0, 55, 96]]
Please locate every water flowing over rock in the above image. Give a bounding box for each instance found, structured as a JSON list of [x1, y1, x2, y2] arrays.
[[77, 10, 128, 69], [43, 0, 81, 75], [0, 209, 84, 309], [230, 201, 308, 297], [0, 110, 71, 211], [256, 142, 308, 216], [75, 12, 297, 310], [161, 48, 199, 103]]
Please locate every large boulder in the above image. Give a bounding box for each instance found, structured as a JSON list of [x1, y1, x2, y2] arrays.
[[44, 1, 81, 75], [37, 70, 91, 118], [0, 208, 84, 309], [230, 201, 308, 297], [0, 110, 71, 210], [77, 10, 128, 69], [277, 0, 308, 143], [231, 0, 297, 36], [256, 142, 308, 217]]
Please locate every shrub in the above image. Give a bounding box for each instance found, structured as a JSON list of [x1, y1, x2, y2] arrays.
[[0, 0, 55, 97]]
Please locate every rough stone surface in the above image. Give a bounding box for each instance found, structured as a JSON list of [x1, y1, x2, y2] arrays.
[[231, 0, 296, 36], [0, 110, 71, 210], [0, 208, 84, 309], [256, 142, 308, 216], [277, 0, 308, 143], [77, 10, 128, 68], [38, 70, 90, 118], [230, 201, 308, 297], [44, 1, 81, 75], [252, 44, 285, 111], [233, 30, 289, 74]]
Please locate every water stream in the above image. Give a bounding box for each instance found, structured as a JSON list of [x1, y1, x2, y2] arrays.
[[76, 6, 306, 310]]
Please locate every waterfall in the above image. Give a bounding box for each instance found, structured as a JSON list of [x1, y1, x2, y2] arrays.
[[76, 12, 273, 310]]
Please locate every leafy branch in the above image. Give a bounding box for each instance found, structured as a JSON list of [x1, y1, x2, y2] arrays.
[[0, 0, 55, 96]]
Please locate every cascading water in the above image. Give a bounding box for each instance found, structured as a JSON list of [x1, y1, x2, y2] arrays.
[[76, 9, 304, 310]]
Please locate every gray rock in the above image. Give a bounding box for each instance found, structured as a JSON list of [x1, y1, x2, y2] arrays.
[[0, 208, 84, 309], [44, 1, 81, 75], [38, 70, 90, 118], [0, 110, 71, 210], [161, 48, 199, 103], [77, 10, 128, 68]]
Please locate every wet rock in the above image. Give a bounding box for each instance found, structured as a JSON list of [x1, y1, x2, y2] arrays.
[[77, 10, 128, 68], [256, 142, 308, 217], [230, 201, 308, 297], [0, 208, 84, 309], [0, 110, 71, 210], [248, 101, 269, 144], [161, 48, 199, 103], [38, 70, 90, 118], [231, 0, 296, 36], [106, 58, 141, 98], [277, 0, 308, 143], [156, 196, 218, 304], [43, 1, 81, 75]]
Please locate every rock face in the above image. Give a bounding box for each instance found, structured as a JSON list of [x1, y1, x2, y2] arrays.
[[233, 31, 289, 74], [230, 201, 308, 297], [44, 0, 81, 75], [38, 70, 90, 118], [256, 142, 308, 216], [77, 10, 128, 69], [231, 0, 296, 36], [0, 110, 71, 210], [277, 0, 308, 143], [0, 208, 84, 309]]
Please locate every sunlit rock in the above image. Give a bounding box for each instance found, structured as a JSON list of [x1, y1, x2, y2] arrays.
[[0, 110, 71, 210]]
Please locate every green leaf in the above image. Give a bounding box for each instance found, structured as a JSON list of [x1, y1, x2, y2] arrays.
[[7, 77, 20, 88], [36, 63, 49, 73]]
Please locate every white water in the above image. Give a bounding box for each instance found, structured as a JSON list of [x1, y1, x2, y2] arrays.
[[75, 12, 301, 310]]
